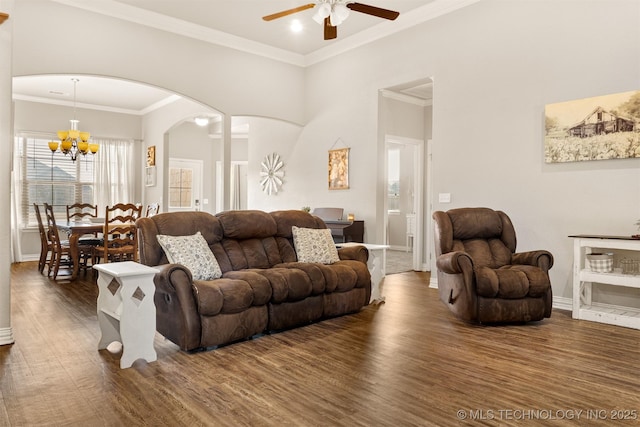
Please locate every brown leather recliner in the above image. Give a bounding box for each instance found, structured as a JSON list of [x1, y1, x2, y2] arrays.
[[432, 207, 553, 323]]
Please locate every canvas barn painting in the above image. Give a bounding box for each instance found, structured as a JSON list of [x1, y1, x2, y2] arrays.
[[545, 90, 640, 163]]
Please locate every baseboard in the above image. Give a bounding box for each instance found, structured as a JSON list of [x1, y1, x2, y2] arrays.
[[552, 296, 572, 312], [0, 327, 15, 346], [429, 277, 438, 289]]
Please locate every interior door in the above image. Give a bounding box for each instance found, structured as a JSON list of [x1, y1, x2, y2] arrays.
[[168, 158, 203, 212]]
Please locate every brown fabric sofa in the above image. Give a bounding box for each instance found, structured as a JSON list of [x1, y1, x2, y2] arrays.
[[136, 209, 371, 351], [432, 207, 553, 323]]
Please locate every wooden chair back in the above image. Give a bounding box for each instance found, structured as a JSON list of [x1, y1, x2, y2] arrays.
[[34, 203, 52, 274], [99, 203, 143, 263], [66, 203, 98, 222], [43, 203, 65, 252], [145, 202, 160, 217]]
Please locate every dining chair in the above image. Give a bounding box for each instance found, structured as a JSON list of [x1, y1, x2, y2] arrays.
[[66, 202, 102, 245], [66, 203, 98, 222], [145, 202, 160, 217], [33, 203, 52, 275], [93, 203, 143, 264], [43, 203, 94, 279]]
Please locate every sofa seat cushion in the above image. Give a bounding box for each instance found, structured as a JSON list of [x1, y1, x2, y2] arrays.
[[475, 265, 550, 299], [274, 262, 326, 295], [318, 263, 358, 293], [335, 260, 371, 289], [222, 270, 273, 305], [256, 267, 314, 303], [194, 277, 264, 316]]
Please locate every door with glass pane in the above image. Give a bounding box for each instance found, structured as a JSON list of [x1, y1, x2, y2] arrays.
[[168, 158, 203, 212]]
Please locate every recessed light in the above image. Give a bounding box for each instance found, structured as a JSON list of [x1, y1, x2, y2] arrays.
[[290, 19, 303, 33], [194, 117, 209, 127]]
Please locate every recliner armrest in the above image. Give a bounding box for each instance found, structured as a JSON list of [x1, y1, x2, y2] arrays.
[[337, 245, 369, 263], [512, 250, 554, 271], [152, 263, 203, 351], [436, 251, 474, 274]]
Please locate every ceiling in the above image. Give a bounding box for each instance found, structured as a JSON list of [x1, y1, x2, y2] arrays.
[[13, 0, 475, 114]]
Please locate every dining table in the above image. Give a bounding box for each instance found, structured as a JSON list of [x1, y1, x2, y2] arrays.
[[56, 219, 105, 281]]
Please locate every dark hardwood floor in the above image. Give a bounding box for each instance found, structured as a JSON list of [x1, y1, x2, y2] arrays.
[[3, 262, 640, 426]]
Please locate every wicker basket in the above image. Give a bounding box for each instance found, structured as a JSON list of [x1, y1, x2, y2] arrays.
[[586, 253, 613, 273]]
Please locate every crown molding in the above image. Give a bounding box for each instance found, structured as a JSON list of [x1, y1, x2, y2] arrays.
[[13, 93, 181, 115], [305, 0, 482, 65], [53, 0, 482, 68], [51, 0, 306, 67]]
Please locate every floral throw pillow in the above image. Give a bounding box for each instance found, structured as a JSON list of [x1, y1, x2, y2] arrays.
[[291, 226, 340, 264], [156, 231, 222, 280]]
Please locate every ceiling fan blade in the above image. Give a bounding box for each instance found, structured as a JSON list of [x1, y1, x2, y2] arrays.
[[324, 17, 337, 40], [347, 3, 400, 20], [262, 3, 315, 21]]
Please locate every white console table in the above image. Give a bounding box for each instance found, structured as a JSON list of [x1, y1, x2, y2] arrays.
[[94, 261, 160, 368], [339, 243, 389, 303], [570, 235, 640, 329]]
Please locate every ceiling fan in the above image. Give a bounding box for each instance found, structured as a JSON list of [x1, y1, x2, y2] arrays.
[[262, 1, 400, 40]]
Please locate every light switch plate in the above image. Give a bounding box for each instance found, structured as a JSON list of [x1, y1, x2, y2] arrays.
[[439, 193, 451, 203]]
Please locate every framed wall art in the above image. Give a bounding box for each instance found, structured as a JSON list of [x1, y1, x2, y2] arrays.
[[145, 166, 156, 187], [544, 90, 640, 163], [146, 145, 156, 166], [328, 147, 349, 190]]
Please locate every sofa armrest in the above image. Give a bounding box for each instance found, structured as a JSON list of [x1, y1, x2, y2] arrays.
[[436, 251, 474, 274], [512, 250, 554, 271], [338, 245, 369, 263], [153, 263, 203, 351]]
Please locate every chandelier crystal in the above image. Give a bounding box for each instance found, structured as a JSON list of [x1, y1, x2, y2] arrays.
[[48, 78, 99, 161]]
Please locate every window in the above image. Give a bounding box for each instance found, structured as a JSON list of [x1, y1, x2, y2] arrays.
[[18, 136, 95, 226], [168, 167, 193, 208], [387, 148, 400, 212]]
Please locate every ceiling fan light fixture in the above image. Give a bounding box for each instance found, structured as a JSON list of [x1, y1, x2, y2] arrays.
[[312, 3, 331, 24], [330, 3, 350, 26]]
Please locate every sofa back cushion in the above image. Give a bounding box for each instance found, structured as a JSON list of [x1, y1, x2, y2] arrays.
[[137, 211, 223, 266], [138, 209, 333, 272]]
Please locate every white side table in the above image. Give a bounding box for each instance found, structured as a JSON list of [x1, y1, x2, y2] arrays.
[[93, 261, 160, 369], [339, 243, 389, 303]]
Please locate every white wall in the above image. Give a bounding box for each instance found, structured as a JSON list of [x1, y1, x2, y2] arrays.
[[302, 0, 640, 302], [0, 0, 15, 345], [7, 0, 640, 307], [11, 1, 305, 123], [246, 117, 304, 213], [168, 122, 249, 213]]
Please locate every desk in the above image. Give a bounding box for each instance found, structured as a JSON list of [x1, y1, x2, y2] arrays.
[[56, 220, 104, 281], [338, 242, 389, 303], [326, 220, 364, 243]]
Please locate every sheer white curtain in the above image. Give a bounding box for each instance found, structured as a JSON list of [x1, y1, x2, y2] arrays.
[[93, 138, 135, 214]]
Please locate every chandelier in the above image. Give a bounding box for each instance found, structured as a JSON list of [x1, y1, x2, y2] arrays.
[[48, 78, 99, 161]]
